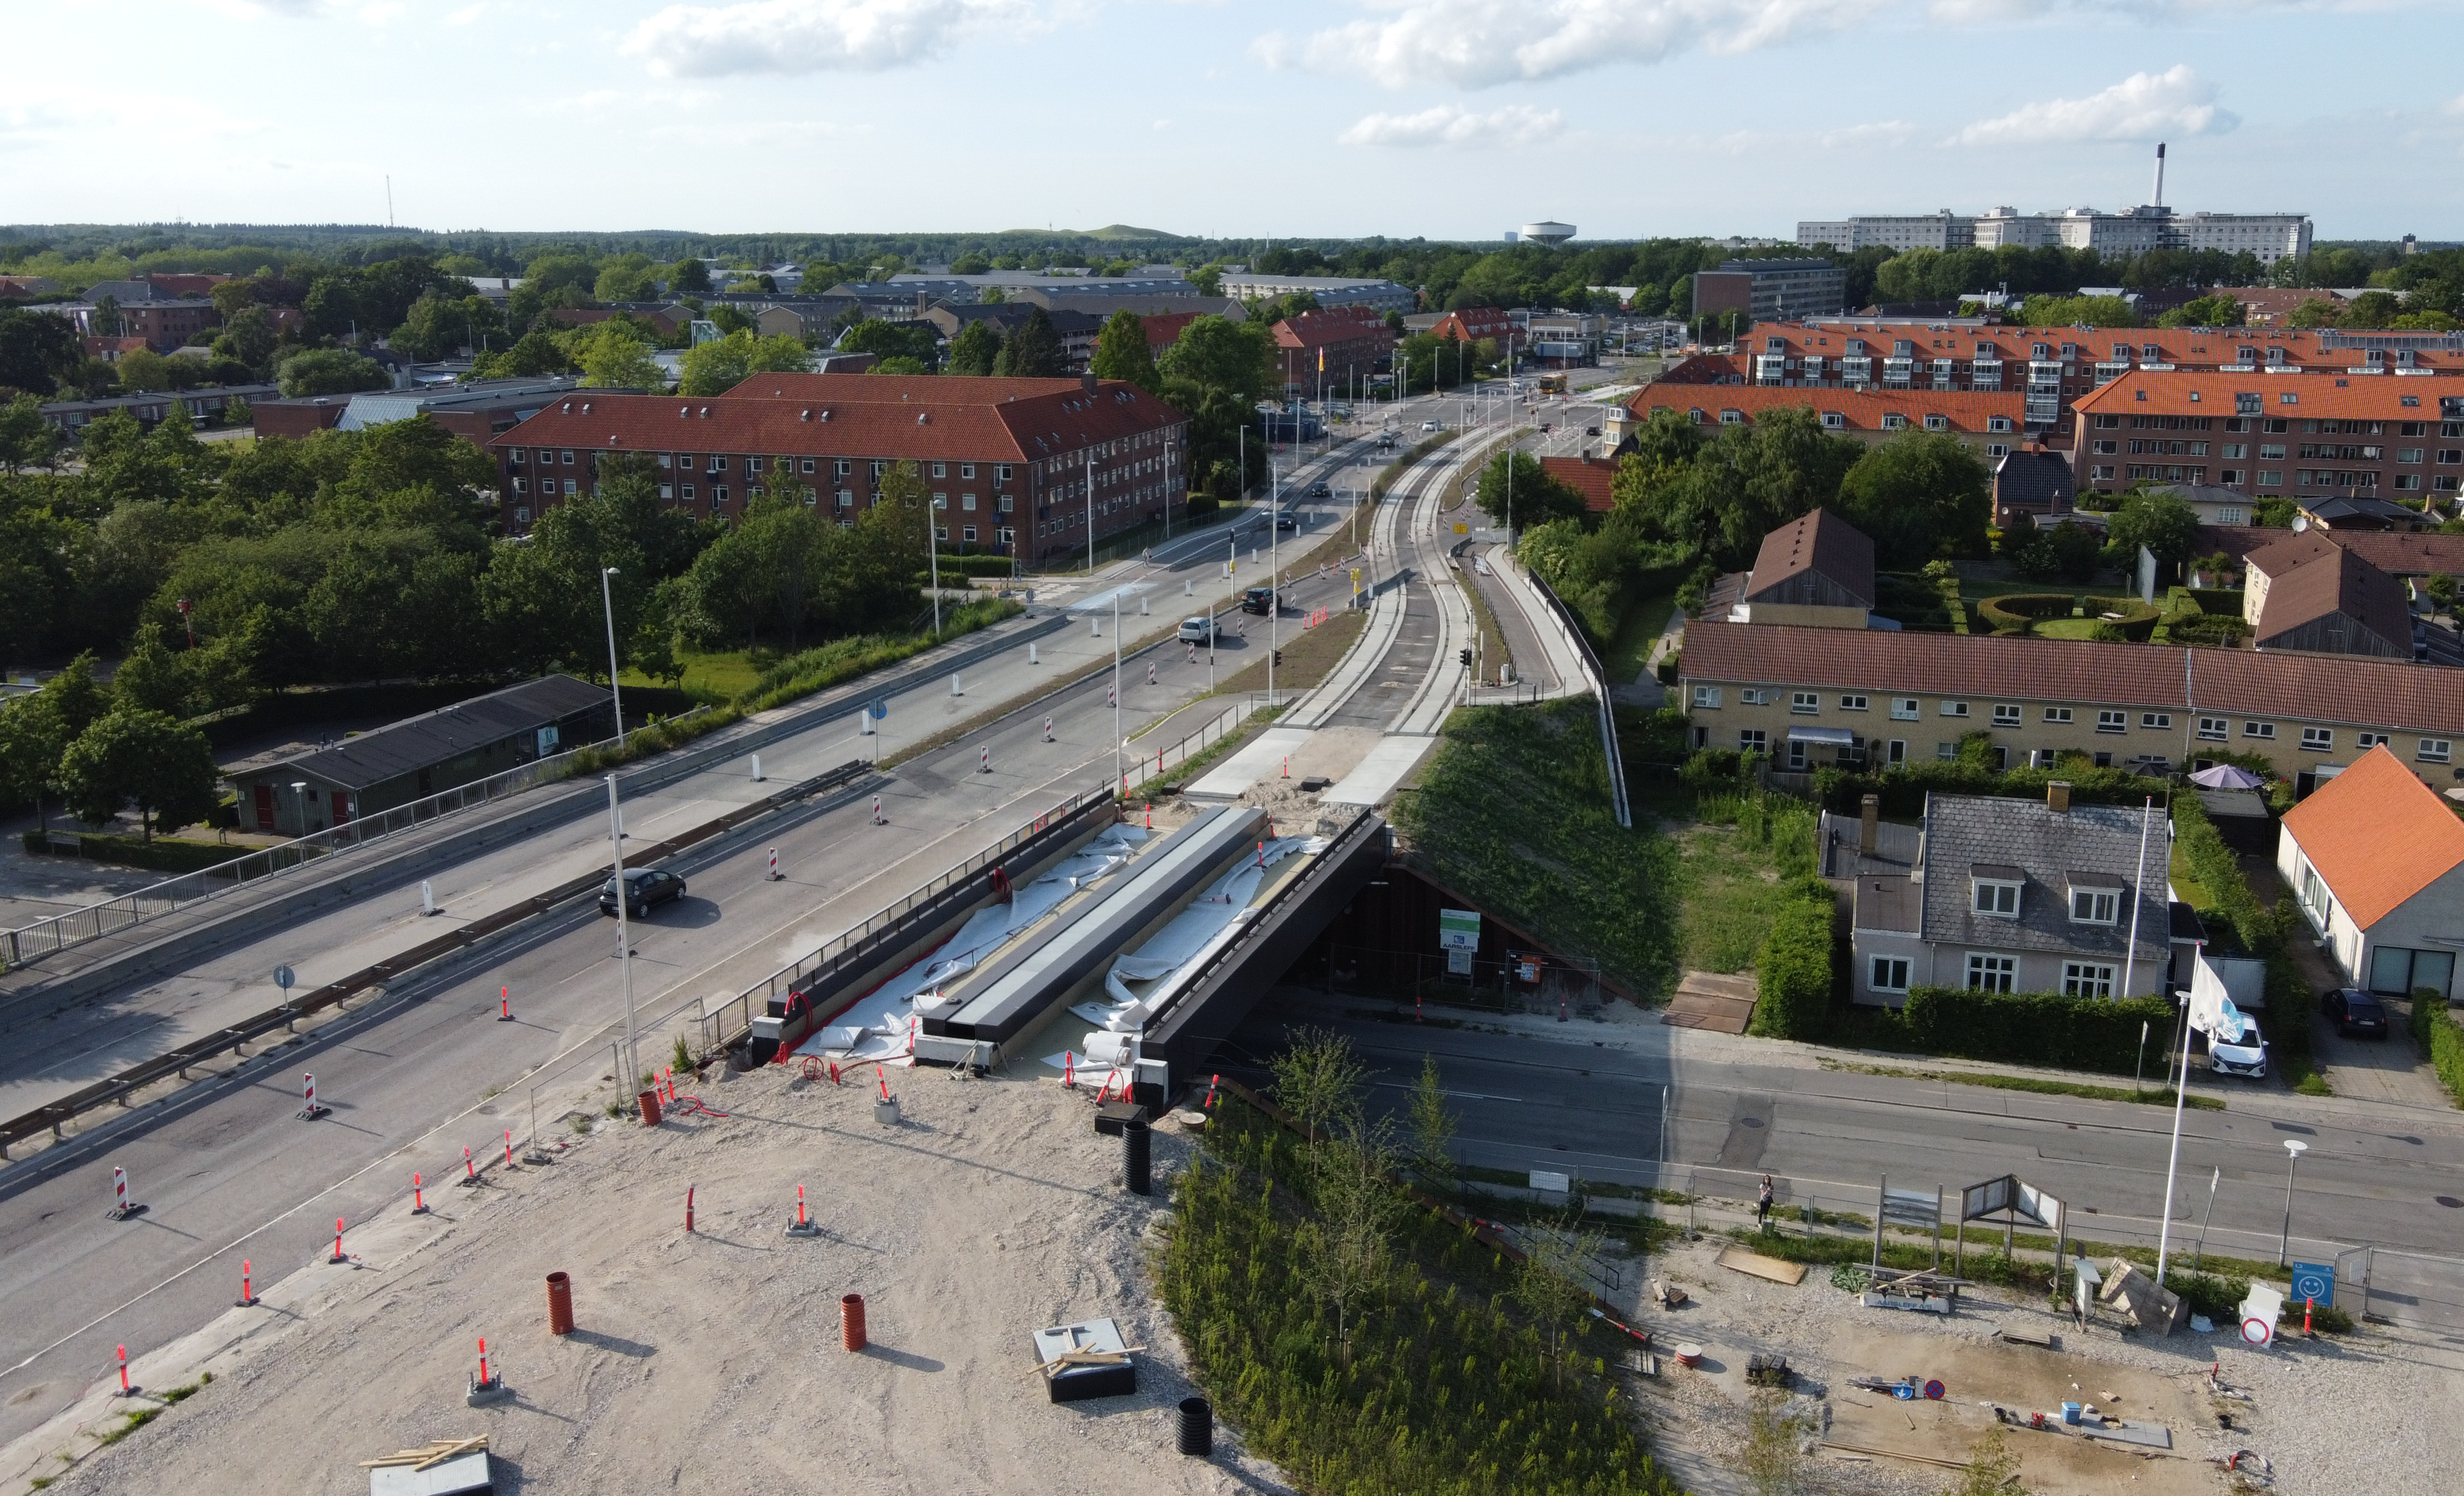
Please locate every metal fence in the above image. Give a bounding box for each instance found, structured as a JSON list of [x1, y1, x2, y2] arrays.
[[699, 785, 1114, 1051], [0, 713, 699, 973], [1522, 569, 1630, 829], [1116, 702, 1255, 799]]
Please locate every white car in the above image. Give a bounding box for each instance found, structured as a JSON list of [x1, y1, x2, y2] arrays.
[[1420, 419, 1441, 432], [1177, 615, 1217, 643], [2209, 1021, 2268, 1079]]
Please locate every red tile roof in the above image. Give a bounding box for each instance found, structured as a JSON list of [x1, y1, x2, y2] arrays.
[[489, 378, 1183, 465], [1745, 509, 1874, 609], [1679, 618, 2464, 737], [1539, 455, 1617, 513], [2279, 745, 2464, 927], [1747, 319, 2464, 375], [1272, 307, 1392, 351], [2074, 369, 2463, 421], [1139, 311, 1205, 355], [1632, 383, 2021, 435], [1431, 308, 1517, 343], [1651, 353, 1749, 385]]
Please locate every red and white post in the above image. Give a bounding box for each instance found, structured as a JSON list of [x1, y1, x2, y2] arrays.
[[114, 1344, 135, 1397], [767, 847, 781, 881], [237, 1259, 255, 1308], [872, 793, 885, 825], [329, 1216, 347, 1265], [108, 1165, 141, 1220], [498, 985, 512, 1021], [504, 1129, 515, 1167], [412, 1173, 427, 1214], [463, 1145, 476, 1185], [980, 745, 991, 775], [685, 1185, 695, 1233], [1042, 714, 1054, 742], [298, 1072, 325, 1120]]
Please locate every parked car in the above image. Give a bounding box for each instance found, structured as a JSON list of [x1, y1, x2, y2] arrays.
[[1241, 585, 1277, 615], [1177, 615, 1217, 643], [2322, 988, 2389, 1039], [2209, 1021, 2269, 1079], [601, 867, 686, 918]]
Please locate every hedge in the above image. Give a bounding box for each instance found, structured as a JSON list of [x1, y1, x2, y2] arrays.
[[1862, 986, 2175, 1074], [924, 554, 1019, 580], [2411, 985, 2464, 1108], [2172, 794, 2312, 1062], [20, 829, 238, 875], [1977, 592, 2081, 633], [1751, 879, 1836, 1040], [2185, 587, 2245, 614], [1812, 759, 2168, 820]]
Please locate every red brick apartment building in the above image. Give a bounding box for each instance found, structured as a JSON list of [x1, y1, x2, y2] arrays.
[[2071, 371, 2464, 507], [1427, 307, 1517, 345], [1273, 307, 1394, 396], [1739, 320, 2464, 435], [486, 373, 1187, 563], [1621, 384, 2023, 460]]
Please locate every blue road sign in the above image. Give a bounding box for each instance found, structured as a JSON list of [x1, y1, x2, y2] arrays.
[[865, 698, 889, 721], [273, 964, 295, 991], [2288, 1262, 2333, 1307]]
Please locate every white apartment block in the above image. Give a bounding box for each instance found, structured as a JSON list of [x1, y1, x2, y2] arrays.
[[1802, 205, 2312, 265]]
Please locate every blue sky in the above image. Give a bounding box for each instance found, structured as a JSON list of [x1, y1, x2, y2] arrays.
[[5, 0, 2459, 241]]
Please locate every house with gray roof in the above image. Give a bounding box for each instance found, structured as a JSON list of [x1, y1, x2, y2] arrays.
[[222, 675, 611, 836], [1851, 782, 2187, 1007]]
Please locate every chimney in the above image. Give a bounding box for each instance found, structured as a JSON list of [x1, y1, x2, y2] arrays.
[[2047, 780, 2072, 813], [1081, 371, 1098, 394], [2151, 142, 2166, 208], [1858, 793, 1879, 855]]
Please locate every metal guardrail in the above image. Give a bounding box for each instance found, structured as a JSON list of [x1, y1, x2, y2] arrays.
[[1117, 702, 1254, 799], [1523, 568, 1631, 829], [0, 712, 706, 973], [0, 757, 863, 1160], [699, 785, 1115, 1053]]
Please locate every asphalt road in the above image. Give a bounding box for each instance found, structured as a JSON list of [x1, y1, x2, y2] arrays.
[[1221, 997, 2464, 1334]]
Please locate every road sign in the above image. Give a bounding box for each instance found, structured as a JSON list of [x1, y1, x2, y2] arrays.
[[1348, 567, 1361, 585], [273, 964, 295, 991], [1453, 522, 1468, 535], [2289, 1261, 2333, 1307], [865, 698, 888, 721], [2241, 1315, 2273, 1347], [1437, 909, 1481, 951]]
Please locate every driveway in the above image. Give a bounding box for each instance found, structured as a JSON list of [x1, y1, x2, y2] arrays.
[[2252, 851, 2457, 1109]]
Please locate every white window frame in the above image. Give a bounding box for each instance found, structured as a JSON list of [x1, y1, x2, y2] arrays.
[[1791, 691, 1819, 715], [1965, 953, 2017, 993], [2140, 712, 2171, 730], [2422, 739, 2453, 764], [1739, 729, 1769, 753], [2062, 962, 2117, 999], [2197, 716, 2229, 741], [2068, 887, 2120, 926], [1941, 701, 1969, 719], [1992, 703, 2022, 727], [2043, 707, 2073, 725], [2097, 710, 2127, 734], [2243, 721, 2275, 740], [1971, 879, 2021, 918], [1869, 956, 1911, 994], [1692, 685, 1722, 709], [1891, 698, 1919, 721], [1839, 694, 1868, 711], [2358, 732, 2391, 749], [1741, 688, 1772, 705], [2300, 727, 2333, 751]]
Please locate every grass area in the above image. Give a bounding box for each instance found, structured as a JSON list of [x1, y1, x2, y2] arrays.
[[1601, 589, 1676, 686], [2168, 838, 2215, 915], [1672, 793, 1817, 974], [1207, 607, 1368, 699], [619, 645, 763, 703], [18, 830, 239, 875], [2031, 617, 2105, 640], [1821, 1059, 2225, 1110], [1165, 1095, 1681, 1496], [1393, 699, 1679, 997]]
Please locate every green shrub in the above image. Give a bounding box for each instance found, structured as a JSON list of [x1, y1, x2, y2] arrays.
[[2082, 596, 2161, 641], [924, 553, 1019, 580], [2171, 612, 2247, 647], [19, 829, 236, 874], [1855, 985, 2175, 1074], [1811, 758, 2167, 820], [1976, 592, 2081, 633], [2185, 587, 2245, 613], [2172, 796, 2312, 1062], [2412, 985, 2464, 1107], [1751, 881, 1835, 1040]]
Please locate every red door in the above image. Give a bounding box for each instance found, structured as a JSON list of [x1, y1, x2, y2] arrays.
[[253, 784, 275, 831], [331, 791, 351, 825]]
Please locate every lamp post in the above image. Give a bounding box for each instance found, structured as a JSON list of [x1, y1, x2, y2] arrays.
[[927, 490, 941, 634], [606, 775, 637, 1090], [289, 780, 307, 840], [2277, 1139, 2308, 1267], [599, 567, 625, 743]]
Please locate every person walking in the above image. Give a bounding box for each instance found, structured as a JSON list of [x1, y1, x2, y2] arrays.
[[1757, 1175, 1775, 1234]]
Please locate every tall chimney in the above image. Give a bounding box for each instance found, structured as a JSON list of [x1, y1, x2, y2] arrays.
[[1859, 793, 1880, 855], [2047, 780, 2072, 814], [2151, 142, 2166, 208]]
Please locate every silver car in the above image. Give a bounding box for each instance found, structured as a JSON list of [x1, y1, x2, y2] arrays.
[[1177, 615, 1217, 643]]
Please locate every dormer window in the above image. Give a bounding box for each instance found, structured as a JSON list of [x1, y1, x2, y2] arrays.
[[1971, 868, 2023, 918], [2067, 875, 2122, 926]]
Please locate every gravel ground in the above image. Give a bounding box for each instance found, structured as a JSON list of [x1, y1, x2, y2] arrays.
[[1623, 1230, 2464, 1496], [10, 1067, 1291, 1496]]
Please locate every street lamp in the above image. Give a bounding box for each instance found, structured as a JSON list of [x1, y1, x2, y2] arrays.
[[2277, 1139, 2308, 1267], [289, 780, 307, 840], [606, 775, 638, 1089], [599, 566, 625, 743]]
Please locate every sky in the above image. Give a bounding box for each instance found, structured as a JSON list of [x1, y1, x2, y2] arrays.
[[4, 0, 2461, 243]]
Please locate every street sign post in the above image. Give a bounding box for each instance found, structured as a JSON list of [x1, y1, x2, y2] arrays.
[[2288, 1261, 2333, 1308], [1437, 909, 1480, 951], [273, 964, 294, 991]]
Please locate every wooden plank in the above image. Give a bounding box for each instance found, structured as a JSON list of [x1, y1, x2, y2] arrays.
[[1715, 1245, 1809, 1285]]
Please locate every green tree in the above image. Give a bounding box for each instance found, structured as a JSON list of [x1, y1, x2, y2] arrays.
[[1157, 314, 1271, 405], [573, 323, 667, 390], [276, 348, 388, 398], [993, 306, 1065, 377], [945, 319, 1002, 377], [1740, 1385, 1813, 1496], [471, 330, 573, 379], [2285, 296, 2344, 329], [667, 257, 713, 297], [1835, 432, 1993, 568], [2017, 294, 2137, 328], [677, 329, 807, 396], [0, 305, 83, 395], [1299, 1117, 1402, 1345], [593, 253, 660, 303], [1406, 1051, 1457, 1194], [55, 707, 221, 841], [838, 318, 941, 370], [111, 621, 191, 716], [2156, 293, 2243, 329], [949, 251, 991, 275], [211, 305, 280, 371], [1510, 1206, 1608, 1389], [1472, 448, 1587, 530], [2103, 487, 2201, 571], [0, 693, 70, 819], [1089, 309, 1159, 391], [1269, 1026, 1367, 1153], [868, 355, 931, 375], [1941, 1425, 2027, 1496], [0, 392, 60, 471]]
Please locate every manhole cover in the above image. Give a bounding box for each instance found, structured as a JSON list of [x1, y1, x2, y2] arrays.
[[2438, 1196, 2464, 1209], [1739, 1117, 1765, 1129]]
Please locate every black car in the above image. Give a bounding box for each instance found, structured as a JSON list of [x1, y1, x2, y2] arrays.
[[1274, 510, 1300, 531], [1241, 585, 1277, 615], [601, 867, 687, 918], [2322, 987, 2389, 1038], [1309, 481, 1331, 498]]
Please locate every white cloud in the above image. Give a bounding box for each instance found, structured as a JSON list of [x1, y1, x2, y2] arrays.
[[622, 0, 1028, 77], [1818, 119, 1915, 149], [1258, 0, 1877, 89], [1954, 65, 2237, 145], [1338, 103, 1564, 148]]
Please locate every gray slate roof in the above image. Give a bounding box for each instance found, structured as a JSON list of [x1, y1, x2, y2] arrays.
[[1918, 793, 2168, 963], [229, 675, 608, 790]]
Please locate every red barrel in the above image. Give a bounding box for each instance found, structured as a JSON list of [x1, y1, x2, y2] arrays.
[[841, 1293, 867, 1352], [637, 1089, 662, 1127], [546, 1272, 574, 1336]]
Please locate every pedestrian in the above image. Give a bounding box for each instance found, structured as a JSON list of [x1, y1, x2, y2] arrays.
[[1757, 1175, 1774, 1233]]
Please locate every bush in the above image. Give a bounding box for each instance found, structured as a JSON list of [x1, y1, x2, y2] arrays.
[[1975, 592, 2081, 634], [20, 828, 235, 875], [1864, 986, 2176, 1073], [925, 554, 1019, 580], [2173, 795, 2312, 1063], [2185, 587, 2245, 613], [2083, 596, 2161, 641], [1751, 881, 1835, 1040], [2412, 985, 2464, 1107], [2171, 612, 2247, 647], [1812, 757, 2167, 821]]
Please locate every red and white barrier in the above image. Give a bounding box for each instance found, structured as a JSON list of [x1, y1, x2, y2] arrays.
[[503, 1129, 515, 1167], [298, 1073, 326, 1120], [872, 794, 885, 825], [238, 1259, 255, 1308], [1203, 1073, 1220, 1109], [1042, 714, 1054, 742], [114, 1344, 135, 1397], [463, 1145, 477, 1185], [329, 1216, 347, 1264], [109, 1166, 136, 1220], [685, 1185, 695, 1233], [499, 985, 512, 1021], [980, 745, 991, 775], [875, 1065, 890, 1103], [1063, 1051, 1076, 1089], [768, 847, 781, 881], [413, 1172, 427, 1214]]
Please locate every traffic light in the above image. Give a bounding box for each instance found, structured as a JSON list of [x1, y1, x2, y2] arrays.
[[1459, 648, 1473, 667], [1272, 650, 1283, 667]]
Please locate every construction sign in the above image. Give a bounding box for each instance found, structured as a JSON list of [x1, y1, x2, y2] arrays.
[[1437, 909, 1481, 951]]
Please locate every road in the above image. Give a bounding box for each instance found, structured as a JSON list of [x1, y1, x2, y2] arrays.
[[1218, 997, 2464, 1333], [0, 381, 1485, 1446]]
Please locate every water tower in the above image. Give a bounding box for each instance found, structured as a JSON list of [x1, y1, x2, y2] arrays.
[[1519, 221, 1576, 245]]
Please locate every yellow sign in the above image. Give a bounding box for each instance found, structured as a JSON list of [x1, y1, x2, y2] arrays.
[[1454, 522, 1468, 535], [1348, 567, 1362, 585]]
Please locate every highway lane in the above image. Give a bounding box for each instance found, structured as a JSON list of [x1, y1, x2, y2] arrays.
[[1221, 998, 2464, 1332]]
